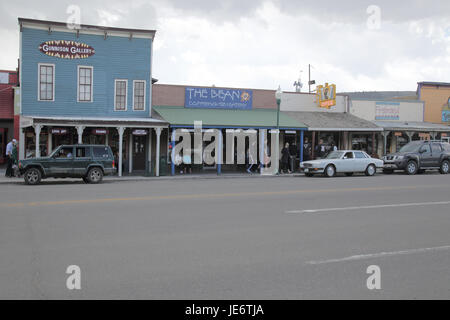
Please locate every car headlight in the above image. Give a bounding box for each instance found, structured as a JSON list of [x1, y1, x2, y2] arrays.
[[395, 156, 404, 160]]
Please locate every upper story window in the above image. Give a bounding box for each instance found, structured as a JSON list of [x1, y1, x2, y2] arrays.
[[38, 63, 54, 101], [78, 66, 93, 102], [114, 79, 127, 111], [133, 80, 146, 111]]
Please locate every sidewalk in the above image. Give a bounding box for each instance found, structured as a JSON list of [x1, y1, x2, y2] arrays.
[[0, 169, 303, 184]]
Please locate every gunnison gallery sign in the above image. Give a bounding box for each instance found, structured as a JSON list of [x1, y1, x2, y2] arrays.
[[39, 40, 95, 59]]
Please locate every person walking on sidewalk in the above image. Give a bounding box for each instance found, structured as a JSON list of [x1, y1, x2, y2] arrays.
[[5, 139, 17, 178]]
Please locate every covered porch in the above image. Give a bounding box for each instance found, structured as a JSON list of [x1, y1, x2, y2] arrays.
[[19, 116, 169, 177]]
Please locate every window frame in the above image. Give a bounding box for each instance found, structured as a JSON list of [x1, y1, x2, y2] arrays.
[[38, 63, 55, 102], [77, 65, 94, 103], [132, 80, 146, 111], [114, 79, 128, 111]]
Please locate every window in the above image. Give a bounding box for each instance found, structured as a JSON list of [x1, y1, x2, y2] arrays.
[[354, 151, 366, 159], [431, 143, 442, 154], [38, 64, 54, 101], [93, 146, 110, 158], [133, 80, 146, 111], [419, 145, 431, 154], [78, 66, 93, 102], [343, 152, 354, 159], [55, 147, 73, 159], [114, 80, 127, 111], [76, 147, 91, 158]]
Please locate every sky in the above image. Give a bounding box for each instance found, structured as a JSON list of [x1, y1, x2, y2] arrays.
[[1, 0, 450, 92]]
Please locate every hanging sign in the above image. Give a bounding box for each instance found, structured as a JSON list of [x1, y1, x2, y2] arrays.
[[93, 129, 108, 135], [316, 83, 336, 109], [39, 40, 95, 59], [132, 129, 147, 136], [51, 128, 68, 135]]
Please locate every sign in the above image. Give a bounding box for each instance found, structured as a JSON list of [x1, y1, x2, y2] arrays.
[[132, 129, 147, 136], [39, 40, 95, 59], [93, 129, 108, 135], [51, 128, 68, 135], [185, 87, 252, 110], [394, 132, 403, 136], [316, 83, 336, 109], [375, 102, 400, 120]]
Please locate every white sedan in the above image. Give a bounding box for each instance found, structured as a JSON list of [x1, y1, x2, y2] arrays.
[[300, 150, 384, 177]]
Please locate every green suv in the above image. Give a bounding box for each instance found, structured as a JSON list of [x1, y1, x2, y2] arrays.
[[19, 145, 116, 185]]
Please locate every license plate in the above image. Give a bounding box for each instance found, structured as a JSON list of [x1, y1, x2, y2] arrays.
[[384, 164, 395, 168], [304, 168, 309, 173]]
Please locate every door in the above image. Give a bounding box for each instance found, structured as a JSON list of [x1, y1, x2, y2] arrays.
[[419, 144, 433, 167], [48, 146, 74, 176], [354, 151, 370, 171], [133, 135, 146, 171], [73, 146, 92, 176], [430, 143, 442, 167], [340, 151, 356, 172]]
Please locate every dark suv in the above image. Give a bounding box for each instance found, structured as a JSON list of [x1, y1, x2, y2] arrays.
[[19, 144, 116, 185], [383, 140, 450, 175]]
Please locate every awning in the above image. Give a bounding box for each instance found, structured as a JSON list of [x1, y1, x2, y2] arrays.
[[20, 114, 168, 128], [373, 121, 450, 132], [153, 106, 307, 129], [284, 111, 383, 131]]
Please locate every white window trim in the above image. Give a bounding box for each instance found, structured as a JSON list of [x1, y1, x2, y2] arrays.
[[114, 79, 128, 111], [77, 65, 94, 103], [132, 80, 146, 111], [37, 63, 55, 102]]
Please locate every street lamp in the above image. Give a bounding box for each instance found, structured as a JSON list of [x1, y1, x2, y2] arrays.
[[275, 85, 282, 130]]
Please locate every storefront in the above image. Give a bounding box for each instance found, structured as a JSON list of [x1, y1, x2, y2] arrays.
[[19, 116, 168, 176]]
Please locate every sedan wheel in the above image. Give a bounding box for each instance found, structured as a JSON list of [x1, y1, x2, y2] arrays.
[[324, 165, 336, 177], [440, 160, 450, 174], [365, 164, 376, 176], [87, 167, 103, 184]]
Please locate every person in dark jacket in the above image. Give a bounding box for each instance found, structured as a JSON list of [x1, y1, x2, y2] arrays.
[[281, 142, 291, 174]]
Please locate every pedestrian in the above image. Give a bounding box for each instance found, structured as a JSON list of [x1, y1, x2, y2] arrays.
[[281, 142, 290, 174], [5, 139, 17, 178], [315, 139, 326, 159], [11, 141, 19, 177], [183, 153, 192, 174], [246, 146, 256, 173], [303, 138, 310, 161], [288, 142, 297, 172]]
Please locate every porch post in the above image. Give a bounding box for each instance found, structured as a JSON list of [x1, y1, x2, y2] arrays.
[[311, 131, 316, 159], [148, 129, 152, 175], [155, 127, 161, 177], [34, 124, 42, 158], [48, 127, 53, 154], [19, 127, 25, 160], [117, 126, 124, 177], [76, 125, 84, 144], [217, 129, 223, 175], [405, 131, 413, 142], [382, 131, 390, 156], [129, 132, 133, 174]]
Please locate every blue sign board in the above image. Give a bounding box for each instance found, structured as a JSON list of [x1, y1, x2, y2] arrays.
[[442, 110, 450, 122], [185, 87, 252, 110]]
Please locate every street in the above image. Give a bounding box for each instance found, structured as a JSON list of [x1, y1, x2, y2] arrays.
[[1, 173, 450, 299]]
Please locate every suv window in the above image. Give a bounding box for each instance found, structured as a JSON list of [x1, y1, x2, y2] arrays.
[[76, 147, 91, 158], [431, 143, 442, 154], [419, 145, 431, 154], [93, 146, 110, 159], [443, 143, 450, 152], [354, 151, 366, 159], [55, 147, 73, 159]]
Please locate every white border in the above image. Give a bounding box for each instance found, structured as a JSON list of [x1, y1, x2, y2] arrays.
[[77, 65, 94, 103], [37, 63, 55, 102], [132, 80, 146, 111], [114, 79, 128, 111]]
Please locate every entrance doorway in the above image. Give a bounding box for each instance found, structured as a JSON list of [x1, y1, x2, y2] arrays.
[[132, 135, 147, 171]]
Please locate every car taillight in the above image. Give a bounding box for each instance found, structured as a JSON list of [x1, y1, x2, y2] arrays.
[[112, 160, 115, 168]]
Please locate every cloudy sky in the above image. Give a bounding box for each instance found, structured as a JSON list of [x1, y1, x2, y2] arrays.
[[1, 0, 449, 92]]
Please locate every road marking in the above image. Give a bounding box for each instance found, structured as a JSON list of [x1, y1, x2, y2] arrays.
[[286, 201, 450, 214], [306, 245, 450, 265], [0, 184, 446, 208]]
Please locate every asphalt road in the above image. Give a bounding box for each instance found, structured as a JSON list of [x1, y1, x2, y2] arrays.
[[1, 172, 450, 299]]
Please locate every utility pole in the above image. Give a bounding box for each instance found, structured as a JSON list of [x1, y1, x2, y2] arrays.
[[308, 64, 311, 93]]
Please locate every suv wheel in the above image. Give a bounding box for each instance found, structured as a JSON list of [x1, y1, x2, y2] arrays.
[[406, 160, 418, 175], [324, 165, 336, 177], [365, 164, 376, 176], [86, 167, 103, 184], [440, 160, 450, 174], [24, 168, 42, 185]]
